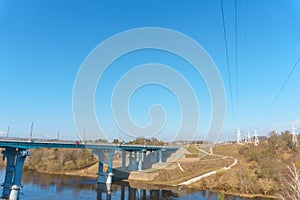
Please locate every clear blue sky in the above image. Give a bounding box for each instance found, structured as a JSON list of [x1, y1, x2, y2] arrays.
[[0, 0, 300, 141]]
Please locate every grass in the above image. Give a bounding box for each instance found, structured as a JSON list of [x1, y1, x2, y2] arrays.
[[151, 154, 233, 185]]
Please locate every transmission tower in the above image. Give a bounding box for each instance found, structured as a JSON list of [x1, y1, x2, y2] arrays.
[[254, 130, 259, 146], [292, 126, 298, 147], [247, 131, 251, 143], [236, 128, 241, 144]]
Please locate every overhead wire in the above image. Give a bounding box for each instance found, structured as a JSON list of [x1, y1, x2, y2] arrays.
[[257, 56, 300, 128], [276, 99, 300, 123], [220, 0, 236, 129], [234, 0, 239, 128]]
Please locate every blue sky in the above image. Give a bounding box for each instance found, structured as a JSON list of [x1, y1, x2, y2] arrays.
[[0, 0, 300, 141]]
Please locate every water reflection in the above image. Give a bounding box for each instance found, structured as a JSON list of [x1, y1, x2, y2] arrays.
[[21, 170, 220, 200], [96, 183, 182, 200], [23, 170, 97, 191], [0, 168, 258, 199]]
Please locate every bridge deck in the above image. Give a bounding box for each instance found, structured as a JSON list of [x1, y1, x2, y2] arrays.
[[0, 139, 178, 151]]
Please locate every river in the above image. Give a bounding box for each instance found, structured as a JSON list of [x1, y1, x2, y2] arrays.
[[0, 168, 265, 200]]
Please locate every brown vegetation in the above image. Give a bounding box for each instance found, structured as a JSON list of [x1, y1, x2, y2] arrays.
[[23, 148, 97, 173], [1, 133, 299, 198], [152, 156, 233, 185], [187, 131, 300, 198], [279, 164, 300, 200]]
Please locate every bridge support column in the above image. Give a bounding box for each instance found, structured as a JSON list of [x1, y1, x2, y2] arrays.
[[149, 151, 155, 164], [93, 150, 115, 184], [121, 150, 126, 170], [98, 161, 105, 183], [138, 151, 143, 171], [106, 151, 114, 185], [96, 151, 105, 183], [1, 148, 31, 200], [154, 150, 158, 162], [143, 151, 147, 162], [128, 151, 136, 171], [2, 148, 16, 199], [158, 149, 162, 163], [128, 151, 133, 170], [133, 151, 137, 170]]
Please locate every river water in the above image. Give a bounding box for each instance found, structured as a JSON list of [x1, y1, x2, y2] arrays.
[[0, 168, 264, 200]]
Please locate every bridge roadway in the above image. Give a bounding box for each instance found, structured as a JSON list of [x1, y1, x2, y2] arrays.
[[0, 139, 167, 151], [0, 138, 178, 200]]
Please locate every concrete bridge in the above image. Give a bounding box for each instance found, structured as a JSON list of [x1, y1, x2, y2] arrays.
[[0, 139, 178, 200]]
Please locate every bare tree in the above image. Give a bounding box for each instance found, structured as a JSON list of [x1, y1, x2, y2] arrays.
[[279, 164, 300, 200]]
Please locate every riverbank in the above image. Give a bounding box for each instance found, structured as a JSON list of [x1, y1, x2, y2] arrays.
[[125, 161, 278, 199], [22, 162, 99, 178], [121, 144, 280, 199], [21, 164, 277, 200], [21, 145, 277, 199], [1, 141, 292, 199]]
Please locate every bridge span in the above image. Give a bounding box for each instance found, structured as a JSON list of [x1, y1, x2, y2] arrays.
[[0, 139, 178, 200]]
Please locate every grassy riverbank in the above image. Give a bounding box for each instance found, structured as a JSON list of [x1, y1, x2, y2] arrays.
[[137, 132, 300, 198], [126, 132, 300, 199]]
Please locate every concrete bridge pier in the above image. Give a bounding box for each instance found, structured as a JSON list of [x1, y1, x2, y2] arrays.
[[142, 151, 146, 162], [149, 150, 158, 164], [121, 150, 126, 170], [133, 151, 137, 170], [138, 150, 143, 171], [93, 150, 115, 185], [1, 147, 31, 200], [106, 151, 114, 185], [128, 151, 137, 171], [158, 149, 163, 163]]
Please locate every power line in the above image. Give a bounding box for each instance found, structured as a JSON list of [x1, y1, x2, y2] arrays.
[[291, 109, 300, 120], [276, 99, 300, 123], [234, 0, 239, 127], [220, 0, 235, 129], [240, 0, 248, 98], [258, 56, 300, 128]]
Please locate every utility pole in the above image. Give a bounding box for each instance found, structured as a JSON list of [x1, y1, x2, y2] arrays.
[[57, 130, 60, 141], [83, 128, 86, 144], [29, 122, 33, 142], [6, 126, 9, 138]]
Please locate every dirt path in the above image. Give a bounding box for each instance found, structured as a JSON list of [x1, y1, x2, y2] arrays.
[[176, 146, 238, 186]]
